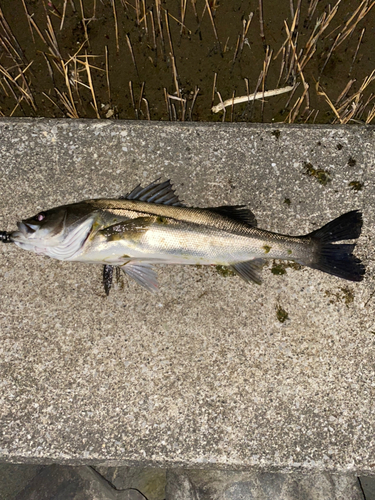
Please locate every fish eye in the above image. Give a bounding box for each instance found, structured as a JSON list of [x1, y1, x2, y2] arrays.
[[35, 212, 46, 222]]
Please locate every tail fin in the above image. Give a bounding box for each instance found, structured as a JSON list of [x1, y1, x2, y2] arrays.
[[307, 210, 365, 282]]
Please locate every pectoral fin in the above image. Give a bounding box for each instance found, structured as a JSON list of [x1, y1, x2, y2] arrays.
[[230, 259, 265, 285], [122, 262, 159, 292]]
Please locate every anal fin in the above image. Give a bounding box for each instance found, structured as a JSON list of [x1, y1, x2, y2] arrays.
[[230, 259, 265, 285]]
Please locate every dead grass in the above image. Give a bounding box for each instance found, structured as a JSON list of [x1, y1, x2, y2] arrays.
[[0, 1, 374, 124]]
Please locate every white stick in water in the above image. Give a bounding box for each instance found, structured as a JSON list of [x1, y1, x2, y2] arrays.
[[211, 85, 294, 113]]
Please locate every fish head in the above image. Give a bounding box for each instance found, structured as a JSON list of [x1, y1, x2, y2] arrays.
[[17, 207, 68, 243], [11, 202, 95, 259]]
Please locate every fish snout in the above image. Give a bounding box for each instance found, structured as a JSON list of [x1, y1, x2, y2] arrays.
[[17, 221, 39, 237]]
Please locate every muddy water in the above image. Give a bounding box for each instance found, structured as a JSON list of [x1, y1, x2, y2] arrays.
[[0, 1, 374, 123]]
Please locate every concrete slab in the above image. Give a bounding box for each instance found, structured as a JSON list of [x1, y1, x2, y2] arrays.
[[0, 119, 374, 474]]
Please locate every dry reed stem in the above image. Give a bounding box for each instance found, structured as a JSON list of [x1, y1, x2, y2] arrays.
[[164, 10, 174, 59], [138, 81, 145, 112], [239, 13, 253, 59], [189, 86, 199, 121], [21, 0, 34, 42], [135, 0, 140, 25], [149, 9, 157, 52], [231, 35, 241, 67], [258, 0, 266, 47], [161, 9, 192, 34], [142, 97, 150, 120], [230, 90, 235, 122], [261, 46, 273, 119], [60, 0, 68, 30], [54, 87, 79, 118], [9, 96, 24, 117], [307, 0, 319, 22], [0, 6, 25, 63], [349, 27, 365, 75], [284, 21, 309, 114], [316, 82, 343, 123], [45, 14, 62, 59], [335, 79, 356, 106], [28, 15, 48, 45], [126, 33, 139, 78], [129, 80, 138, 118], [211, 72, 217, 110], [366, 103, 375, 124], [216, 91, 226, 122], [142, 0, 148, 34], [276, 47, 286, 88], [111, 0, 120, 54], [155, 0, 165, 60], [303, 108, 316, 123], [299, 1, 342, 71], [105, 46, 111, 102], [61, 61, 78, 118], [0, 78, 9, 97], [79, 0, 89, 47], [334, 0, 375, 51], [180, 0, 187, 36], [205, 0, 222, 56], [212, 86, 294, 113], [42, 91, 64, 113]]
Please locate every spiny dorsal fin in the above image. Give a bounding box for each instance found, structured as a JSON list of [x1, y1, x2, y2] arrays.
[[208, 206, 257, 227], [122, 179, 185, 206]]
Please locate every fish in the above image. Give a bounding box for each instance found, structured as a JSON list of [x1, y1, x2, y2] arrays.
[[0, 179, 365, 293]]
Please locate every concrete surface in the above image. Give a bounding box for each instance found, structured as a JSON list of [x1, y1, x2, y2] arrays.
[[0, 119, 375, 475]]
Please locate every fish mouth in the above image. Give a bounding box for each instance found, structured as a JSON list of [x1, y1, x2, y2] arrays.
[[17, 221, 39, 237]]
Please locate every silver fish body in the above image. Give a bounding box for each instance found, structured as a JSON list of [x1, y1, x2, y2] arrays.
[[4, 179, 365, 292]]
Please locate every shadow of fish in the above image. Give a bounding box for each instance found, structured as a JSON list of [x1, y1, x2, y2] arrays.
[[0, 179, 365, 293]]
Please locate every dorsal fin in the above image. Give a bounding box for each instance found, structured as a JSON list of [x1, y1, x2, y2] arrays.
[[122, 179, 185, 206], [208, 206, 257, 227]]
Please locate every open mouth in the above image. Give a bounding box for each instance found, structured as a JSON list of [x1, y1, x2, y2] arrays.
[[17, 221, 39, 236]]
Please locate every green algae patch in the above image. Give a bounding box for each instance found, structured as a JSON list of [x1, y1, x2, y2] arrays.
[[263, 245, 271, 254], [341, 286, 354, 306], [215, 265, 236, 277], [325, 286, 354, 307], [348, 156, 357, 167], [276, 304, 289, 323], [272, 264, 286, 275], [271, 260, 302, 275], [348, 181, 363, 191], [303, 162, 331, 186]]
